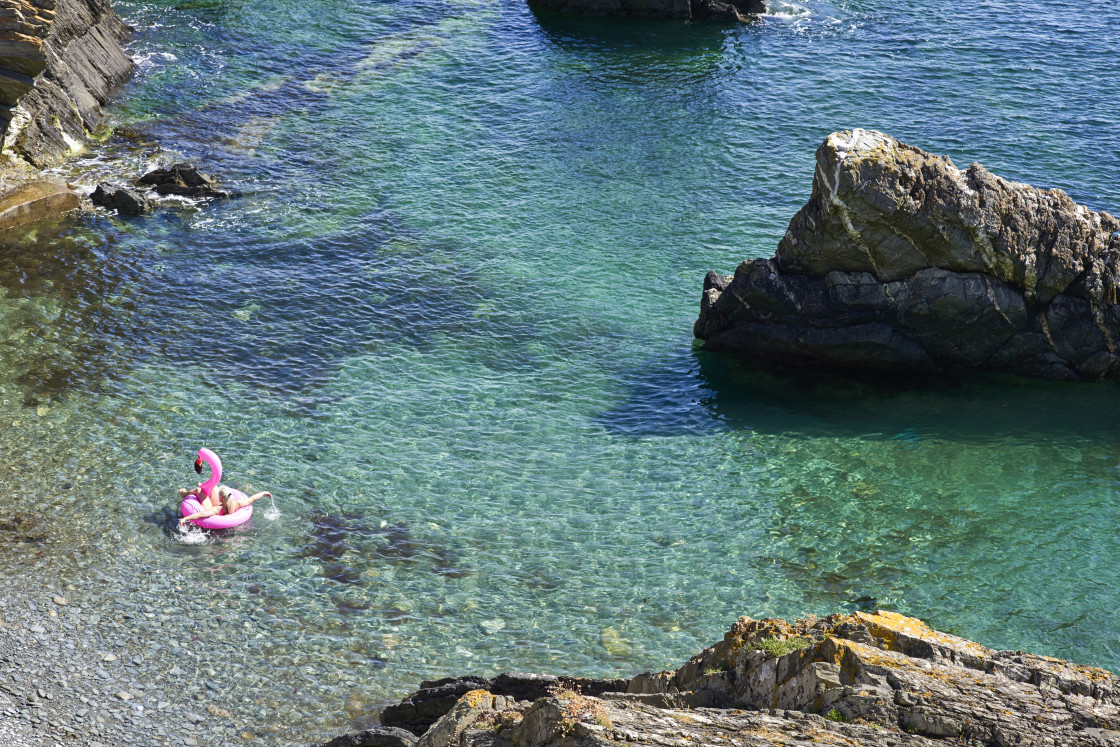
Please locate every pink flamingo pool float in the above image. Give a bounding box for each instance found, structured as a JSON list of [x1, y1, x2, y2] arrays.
[[179, 447, 253, 529]]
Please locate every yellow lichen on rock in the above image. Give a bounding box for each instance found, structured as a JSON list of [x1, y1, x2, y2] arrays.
[[459, 689, 494, 709], [854, 610, 990, 660]]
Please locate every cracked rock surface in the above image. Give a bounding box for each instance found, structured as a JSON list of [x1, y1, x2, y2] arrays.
[[324, 610, 1120, 747], [694, 129, 1120, 380], [0, 0, 133, 170]]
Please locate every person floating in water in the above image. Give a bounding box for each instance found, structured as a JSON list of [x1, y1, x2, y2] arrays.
[[179, 447, 271, 529], [178, 484, 272, 528]]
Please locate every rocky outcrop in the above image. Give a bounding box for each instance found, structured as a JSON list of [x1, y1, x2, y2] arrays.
[[0, 178, 76, 227], [0, 0, 133, 169], [138, 162, 230, 199], [381, 673, 628, 737], [694, 129, 1120, 380], [317, 726, 418, 747], [527, 0, 765, 22], [320, 610, 1120, 747], [88, 163, 227, 216], [90, 181, 149, 214]]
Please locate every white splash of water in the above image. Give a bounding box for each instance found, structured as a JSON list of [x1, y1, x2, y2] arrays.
[[131, 51, 178, 74], [764, 1, 812, 20], [175, 523, 210, 545], [262, 494, 280, 521]]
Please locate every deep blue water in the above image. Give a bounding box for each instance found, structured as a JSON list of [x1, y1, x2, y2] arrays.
[[1, 0, 1119, 742]]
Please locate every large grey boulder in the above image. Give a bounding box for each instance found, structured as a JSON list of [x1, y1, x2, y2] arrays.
[[694, 129, 1120, 380], [527, 0, 765, 22]]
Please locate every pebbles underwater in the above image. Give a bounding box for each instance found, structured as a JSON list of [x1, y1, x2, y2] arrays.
[[0, 580, 235, 747]]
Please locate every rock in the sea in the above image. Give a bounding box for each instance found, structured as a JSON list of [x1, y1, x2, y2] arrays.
[[691, 0, 766, 21], [694, 129, 1120, 380], [351, 610, 1120, 747], [0, 180, 79, 230], [0, 0, 134, 167], [138, 162, 230, 199], [527, 0, 765, 22], [90, 181, 151, 216]]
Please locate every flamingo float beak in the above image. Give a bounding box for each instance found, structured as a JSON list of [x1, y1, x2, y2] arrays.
[[194, 457, 203, 474]]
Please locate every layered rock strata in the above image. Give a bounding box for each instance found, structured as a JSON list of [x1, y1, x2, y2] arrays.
[[321, 610, 1120, 747], [527, 0, 766, 22], [694, 129, 1120, 380], [0, 0, 133, 169]]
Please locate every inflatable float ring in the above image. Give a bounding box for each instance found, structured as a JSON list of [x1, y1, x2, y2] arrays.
[[180, 491, 253, 529], [180, 447, 252, 529]]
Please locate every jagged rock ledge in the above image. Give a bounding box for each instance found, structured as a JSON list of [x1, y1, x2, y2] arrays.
[[0, 0, 133, 228], [694, 129, 1120, 380], [317, 610, 1120, 747], [527, 0, 766, 23]]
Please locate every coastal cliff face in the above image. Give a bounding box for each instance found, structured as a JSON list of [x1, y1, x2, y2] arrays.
[[694, 130, 1120, 380], [0, 0, 133, 171], [320, 610, 1120, 747], [527, 0, 766, 22]]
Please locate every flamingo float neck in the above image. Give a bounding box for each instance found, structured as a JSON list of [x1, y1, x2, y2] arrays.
[[195, 447, 223, 500]]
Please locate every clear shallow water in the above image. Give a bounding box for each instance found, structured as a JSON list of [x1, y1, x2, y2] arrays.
[[3, 0, 1120, 741]]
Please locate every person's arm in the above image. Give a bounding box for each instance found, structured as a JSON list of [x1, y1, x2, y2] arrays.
[[179, 504, 222, 525], [242, 490, 272, 507]]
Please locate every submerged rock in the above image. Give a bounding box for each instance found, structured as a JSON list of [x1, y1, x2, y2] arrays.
[[695, 129, 1120, 380], [332, 610, 1120, 747], [527, 0, 765, 22]]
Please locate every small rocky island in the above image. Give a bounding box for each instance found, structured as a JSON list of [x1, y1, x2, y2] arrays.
[[318, 610, 1120, 746], [694, 130, 1120, 380], [527, 0, 766, 22]]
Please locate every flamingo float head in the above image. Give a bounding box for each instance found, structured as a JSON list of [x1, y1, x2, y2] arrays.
[[193, 447, 223, 500]]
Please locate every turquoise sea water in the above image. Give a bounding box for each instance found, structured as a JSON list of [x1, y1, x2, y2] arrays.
[[3, 0, 1120, 741]]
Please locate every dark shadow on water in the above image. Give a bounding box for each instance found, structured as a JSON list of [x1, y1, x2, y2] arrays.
[[131, 213, 526, 411], [597, 344, 1120, 443], [528, 8, 741, 82], [594, 348, 727, 437], [530, 8, 732, 54], [700, 350, 1120, 442]]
